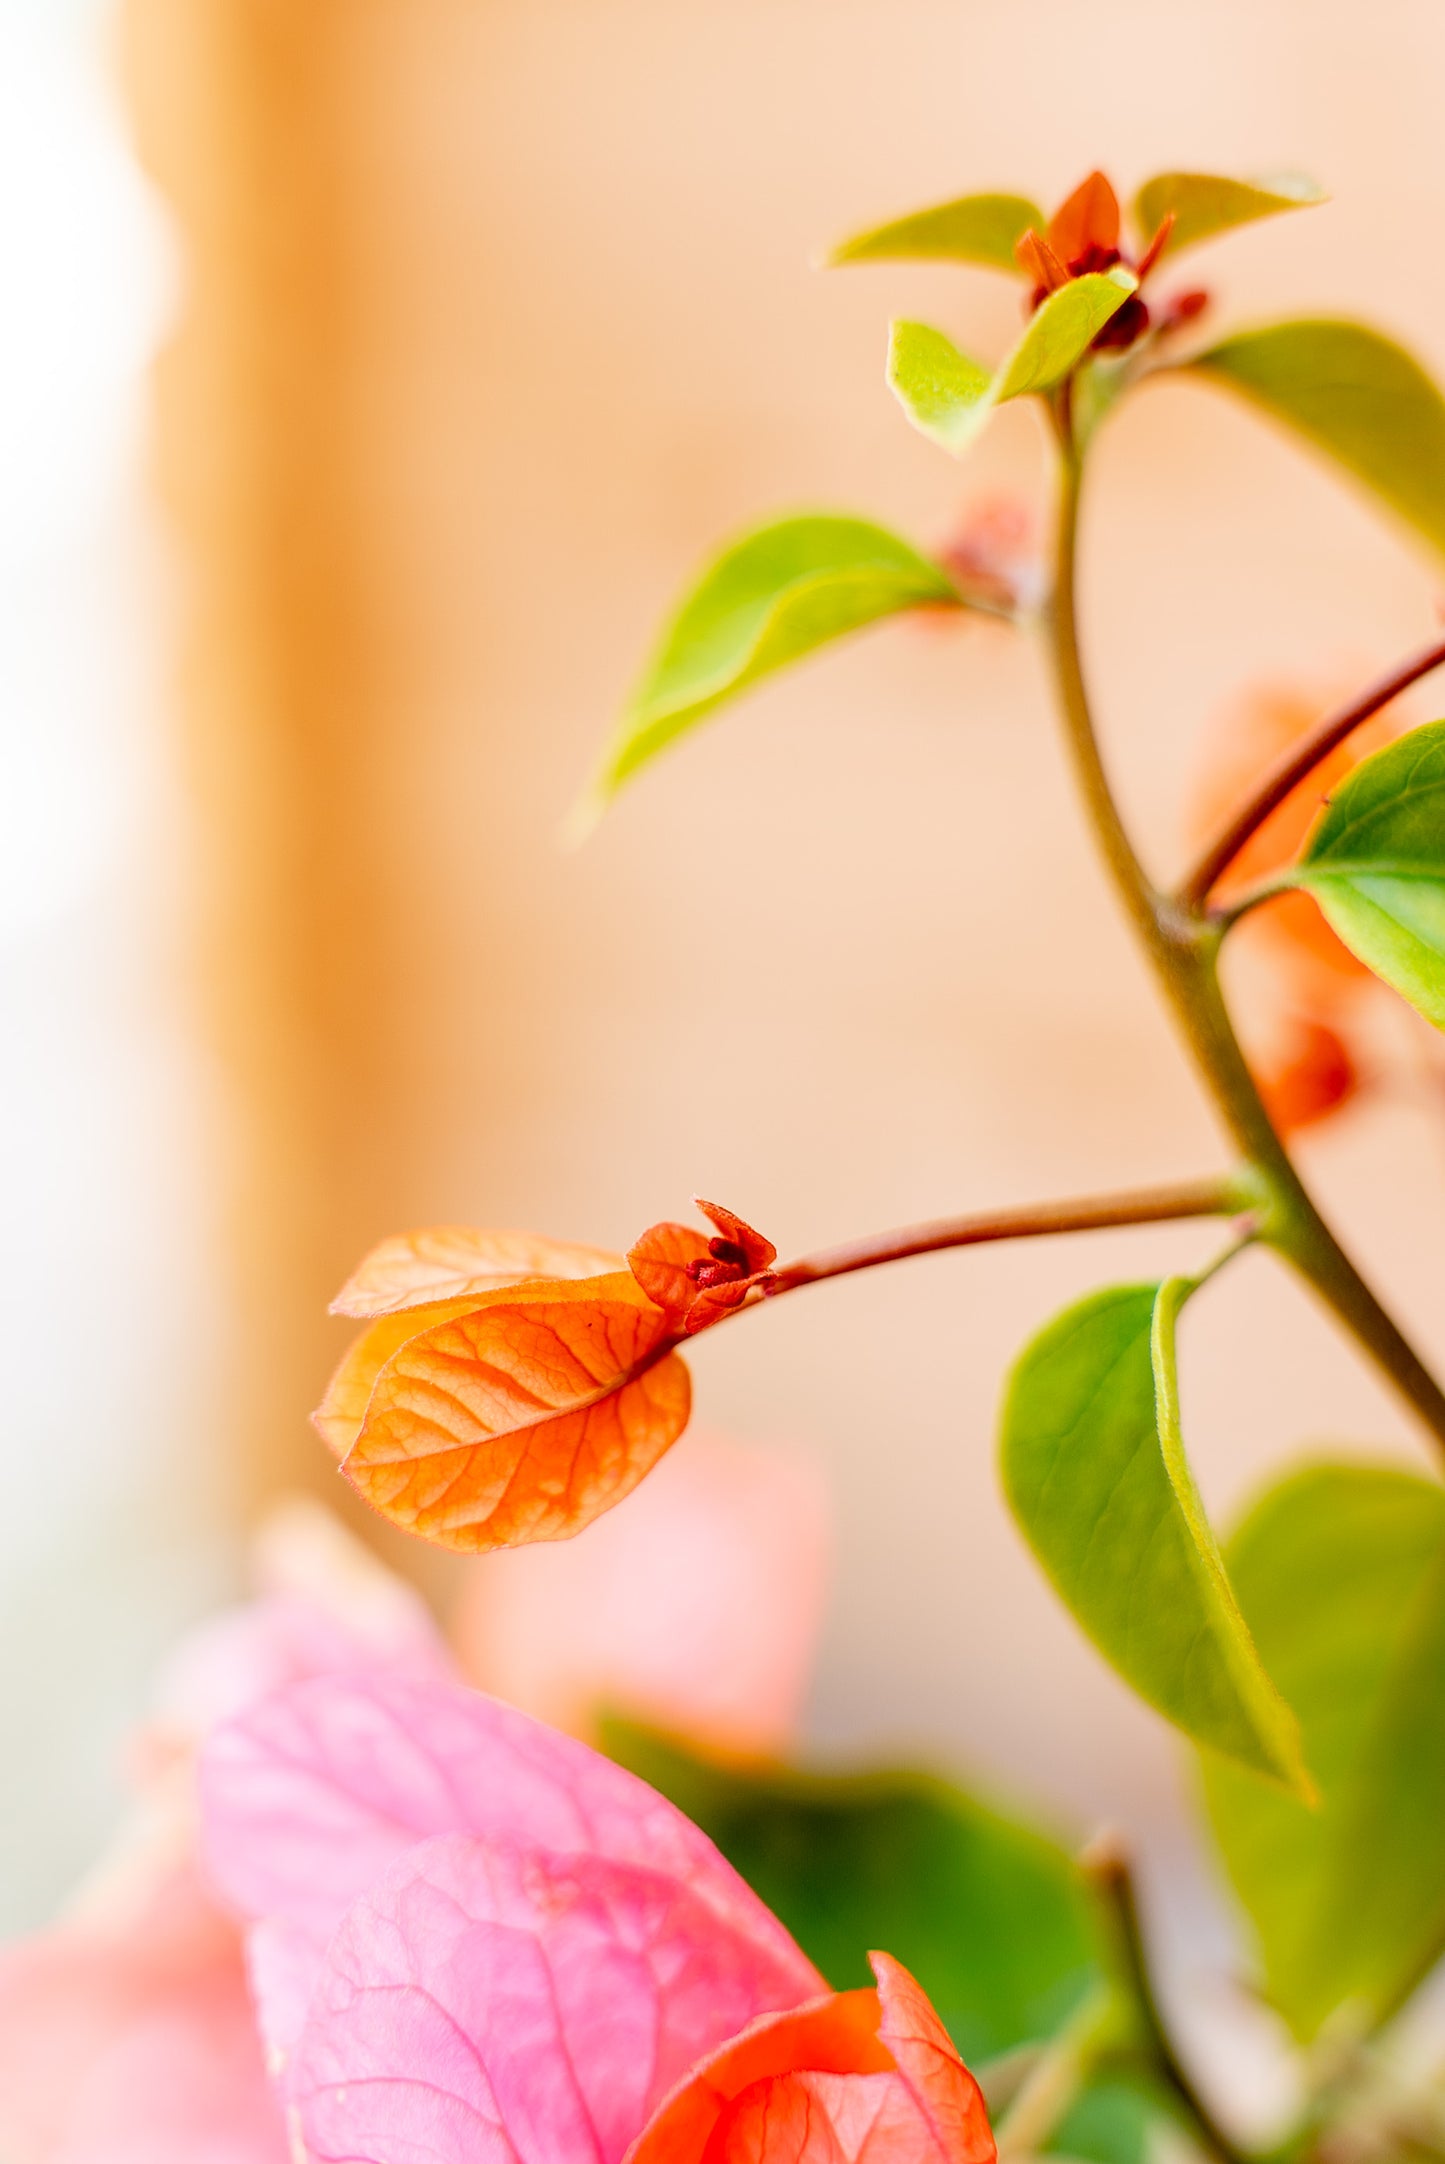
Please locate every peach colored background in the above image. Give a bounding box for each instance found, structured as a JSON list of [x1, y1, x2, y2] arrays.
[[13, 0, 1445, 2100], [160, 0, 1445, 1794]]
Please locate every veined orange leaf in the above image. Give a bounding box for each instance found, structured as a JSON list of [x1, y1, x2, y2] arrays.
[[340, 1272, 691, 1552], [330, 1225, 622, 1318], [313, 1296, 490, 1460]]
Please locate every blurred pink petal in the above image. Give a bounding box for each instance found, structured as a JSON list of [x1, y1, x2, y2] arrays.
[[292, 1832, 823, 2164], [145, 1495, 452, 1765], [0, 1859, 288, 2164], [200, 1672, 821, 2066], [456, 1436, 829, 1754]]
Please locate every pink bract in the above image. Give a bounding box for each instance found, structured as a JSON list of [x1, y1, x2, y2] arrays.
[[0, 1856, 288, 2164], [291, 1833, 823, 2163], [199, 1671, 822, 2070]]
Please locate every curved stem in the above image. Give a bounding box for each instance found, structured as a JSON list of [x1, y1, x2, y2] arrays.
[[1083, 1840, 1249, 2164], [1177, 628, 1445, 909], [767, 1177, 1243, 1295], [1045, 402, 1445, 1463]]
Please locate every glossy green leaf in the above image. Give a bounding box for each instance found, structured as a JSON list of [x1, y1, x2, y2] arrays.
[[1000, 1281, 1309, 1795], [888, 270, 1136, 456], [601, 1717, 1105, 2063], [1283, 720, 1445, 1028], [1189, 319, 1445, 560], [1203, 1463, 1445, 2037], [1131, 170, 1324, 257], [827, 191, 1045, 272], [576, 514, 961, 819]]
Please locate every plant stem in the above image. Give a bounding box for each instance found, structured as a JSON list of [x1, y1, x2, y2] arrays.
[[1083, 1840, 1248, 2164], [595, 1180, 1240, 1403], [994, 1988, 1114, 2159], [1178, 628, 1445, 909], [1045, 402, 1445, 1463], [767, 1177, 1243, 1294]]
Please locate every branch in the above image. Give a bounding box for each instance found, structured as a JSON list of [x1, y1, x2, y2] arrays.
[[1177, 630, 1445, 911], [1082, 1838, 1250, 2164], [766, 1177, 1244, 1295]]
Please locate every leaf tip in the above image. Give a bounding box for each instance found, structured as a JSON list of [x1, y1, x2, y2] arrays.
[[1267, 170, 1329, 208], [559, 783, 609, 850]]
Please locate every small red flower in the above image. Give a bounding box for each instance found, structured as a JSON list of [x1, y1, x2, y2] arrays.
[[1253, 1017, 1360, 1136], [629, 1198, 778, 1335], [1015, 169, 1192, 354], [936, 494, 1044, 617]]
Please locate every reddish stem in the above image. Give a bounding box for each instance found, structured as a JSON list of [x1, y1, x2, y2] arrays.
[[765, 1176, 1241, 1295], [1177, 629, 1445, 910]]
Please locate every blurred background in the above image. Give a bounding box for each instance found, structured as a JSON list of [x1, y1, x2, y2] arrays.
[[7, 0, 1445, 2103]]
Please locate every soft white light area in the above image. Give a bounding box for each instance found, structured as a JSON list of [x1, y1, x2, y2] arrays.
[[0, 2, 230, 1932]]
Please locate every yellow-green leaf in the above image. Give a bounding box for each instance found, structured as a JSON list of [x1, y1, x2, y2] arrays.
[[885, 321, 994, 455], [888, 270, 1136, 457], [577, 513, 961, 819], [1189, 318, 1445, 561], [1288, 719, 1445, 1029], [1000, 1281, 1309, 1795], [826, 191, 1045, 273], [1203, 1463, 1445, 2038], [1131, 170, 1324, 257]]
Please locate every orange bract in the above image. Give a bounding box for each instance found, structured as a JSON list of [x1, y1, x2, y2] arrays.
[[1012, 170, 1168, 357], [1252, 1017, 1359, 1135], [626, 1956, 995, 2164], [626, 1991, 889, 2164], [1190, 678, 1401, 998], [629, 1198, 777, 1334], [340, 1272, 691, 1552], [1048, 169, 1120, 267], [330, 1225, 622, 1318], [313, 1296, 491, 1460], [872, 1953, 996, 2163]]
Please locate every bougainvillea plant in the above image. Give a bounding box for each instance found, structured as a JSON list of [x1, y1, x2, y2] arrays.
[[299, 166, 1445, 2163], [19, 162, 1445, 2164]]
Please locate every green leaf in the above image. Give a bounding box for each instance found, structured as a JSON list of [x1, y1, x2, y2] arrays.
[[601, 1717, 1106, 2064], [1049, 2073, 1178, 2164], [1203, 1462, 1445, 2037], [1284, 719, 1445, 1028], [575, 514, 960, 820], [1188, 318, 1445, 561], [1322, 1542, 1445, 2015], [886, 321, 994, 454], [826, 191, 1045, 273], [1000, 1281, 1309, 1795], [1131, 170, 1324, 257], [888, 271, 1136, 457]]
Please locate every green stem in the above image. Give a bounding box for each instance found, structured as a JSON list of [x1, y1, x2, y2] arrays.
[[1045, 398, 1445, 1464], [993, 1988, 1113, 2159], [1083, 1841, 1248, 2164]]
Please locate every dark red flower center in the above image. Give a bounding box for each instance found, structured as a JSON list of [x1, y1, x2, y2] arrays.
[[685, 1237, 751, 1289]]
